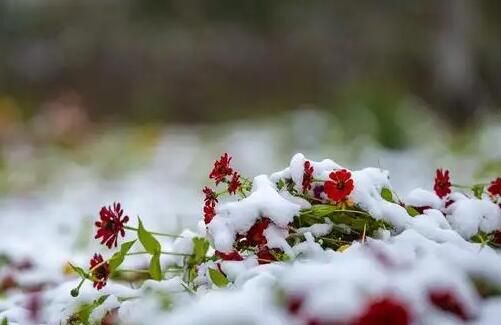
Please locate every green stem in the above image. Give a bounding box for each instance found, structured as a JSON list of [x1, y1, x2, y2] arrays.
[[119, 269, 151, 274], [117, 296, 141, 302], [163, 269, 183, 274], [319, 237, 351, 245], [180, 282, 196, 295], [126, 251, 193, 257], [124, 225, 182, 238], [331, 209, 371, 217], [239, 188, 248, 198], [452, 184, 471, 189], [70, 278, 85, 297], [216, 189, 228, 197]]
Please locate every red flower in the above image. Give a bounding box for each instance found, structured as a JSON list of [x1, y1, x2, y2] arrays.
[[95, 202, 129, 248], [203, 186, 218, 206], [204, 203, 216, 224], [488, 177, 501, 196], [0, 274, 16, 292], [429, 289, 469, 321], [215, 250, 244, 261], [209, 153, 233, 184], [354, 297, 410, 325], [324, 169, 354, 203], [286, 295, 304, 315], [256, 246, 279, 264], [247, 218, 271, 246], [434, 169, 451, 199], [26, 293, 42, 323], [89, 254, 110, 290], [494, 231, 501, 245], [228, 171, 242, 195], [302, 161, 314, 193]]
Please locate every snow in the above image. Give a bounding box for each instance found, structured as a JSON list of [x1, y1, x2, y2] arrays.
[[207, 175, 301, 252], [404, 188, 443, 209], [1, 129, 501, 325], [350, 167, 411, 230], [446, 198, 501, 239]]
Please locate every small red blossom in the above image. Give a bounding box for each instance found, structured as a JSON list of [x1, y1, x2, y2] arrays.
[[215, 250, 244, 261], [228, 171, 242, 195], [494, 231, 501, 245], [0, 274, 16, 292], [203, 203, 216, 224], [286, 295, 304, 315], [434, 169, 451, 199], [203, 186, 218, 206], [488, 177, 501, 196], [429, 289, 469, 321], [95, 202, 129, 248], [354, 297, 410, 325], [256, 246, 279, 264], [89, 254, 110, 290], [324, 169, 354, 203], [209, 153, 233, 184], [302, 161, 314, 193], [246, 218, 271, 246], [26, 293, 42, 323]]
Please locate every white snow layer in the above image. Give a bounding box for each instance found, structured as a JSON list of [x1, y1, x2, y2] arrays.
[[1, 153, 501, 325]]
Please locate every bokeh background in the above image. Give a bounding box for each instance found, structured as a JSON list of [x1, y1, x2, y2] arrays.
[[0, 0, 500, 233]]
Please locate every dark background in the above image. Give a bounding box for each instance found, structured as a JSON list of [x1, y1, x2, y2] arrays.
[[0, 0, 500, 144]]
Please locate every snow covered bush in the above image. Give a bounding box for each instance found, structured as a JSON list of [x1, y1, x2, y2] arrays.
[[1, 153, 501, 324]]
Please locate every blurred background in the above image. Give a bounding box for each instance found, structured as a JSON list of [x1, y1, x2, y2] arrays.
[[0, 0, 500, 289], [0, 0, 500, 213]]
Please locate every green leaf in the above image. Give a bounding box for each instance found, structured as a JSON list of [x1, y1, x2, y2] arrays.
[[137, 218, 161, 255], [381, 187, 394, 203], [406, 206, 420, 217], [301, 204, 337, 220], [472, 184, 485, 199], [69, 263, 90, 280], [184, 237, 209, 285], [208, 268, 229, 288], [73, 295, 110, 325], [1, 318, 8, 325], [190, 237, 209, 265], [270, 250, 291, 262], [149, 252, 162, 281], [109, 240, 136, 272], [276, 179, 285, 190]]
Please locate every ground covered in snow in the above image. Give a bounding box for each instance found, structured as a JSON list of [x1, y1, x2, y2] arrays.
[[0, 114, 500, 325]]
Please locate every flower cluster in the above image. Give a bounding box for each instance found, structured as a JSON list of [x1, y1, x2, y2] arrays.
[[209, 153, 234, 184], [63, 153, 501, 325], [203, 153, 243, 224]]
